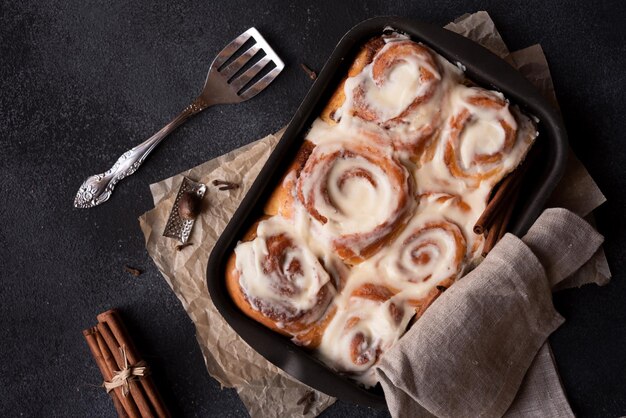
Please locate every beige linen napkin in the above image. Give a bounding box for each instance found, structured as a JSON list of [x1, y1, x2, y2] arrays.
[[376, 209, 604, 418], [139, 11, 610, 417]]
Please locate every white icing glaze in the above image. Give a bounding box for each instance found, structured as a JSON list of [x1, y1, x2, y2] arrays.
[[234, 216, 332, 320], [232, 36, 538, 386], [460, 119, 505, 162], [296, 140, 411, 257], [305, 152, 391, 233], [433, 85, 535, 187], [359, 41, 441, 122], [344, 40, 441, 124], [379, 220, 462, 287], [317, 290, 414, 386]]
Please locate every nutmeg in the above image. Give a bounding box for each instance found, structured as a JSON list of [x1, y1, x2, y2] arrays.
[[178, 191, 202, 220]]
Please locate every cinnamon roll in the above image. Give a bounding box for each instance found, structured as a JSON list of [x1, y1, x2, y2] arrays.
[[379, 219, 466, 291], [317, 283, 411, 385], [345, 41, 452, 159], [350, 41, 442, 125], [417, 192, 486, 258], [227, 216, 336, 345], [296, 141, 412, 263], [442, 85, 536, 187]]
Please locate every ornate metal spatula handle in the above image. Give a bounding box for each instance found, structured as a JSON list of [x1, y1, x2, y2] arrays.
[[74, 100, 206, 208]]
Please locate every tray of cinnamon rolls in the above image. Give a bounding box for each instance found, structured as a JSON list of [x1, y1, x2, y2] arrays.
[[208, 17, 567, 406]]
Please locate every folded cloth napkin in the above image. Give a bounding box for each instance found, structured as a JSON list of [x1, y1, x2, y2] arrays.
[[376, 208, 604, 418]]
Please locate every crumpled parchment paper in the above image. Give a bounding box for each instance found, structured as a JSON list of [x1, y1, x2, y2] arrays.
[[139, 11, 610, 417]]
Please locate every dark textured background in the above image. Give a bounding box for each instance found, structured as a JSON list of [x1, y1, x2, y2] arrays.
[[1, 0, 625, 416]]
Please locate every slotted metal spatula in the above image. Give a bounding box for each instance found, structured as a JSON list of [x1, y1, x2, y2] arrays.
[[74, 28, 284, 208]]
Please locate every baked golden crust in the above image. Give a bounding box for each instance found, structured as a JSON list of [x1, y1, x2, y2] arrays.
[[319, 37, 386, 125], [225, 219, 294, 337], [226, 217, 337, 348], [263, 140, 315, 218]]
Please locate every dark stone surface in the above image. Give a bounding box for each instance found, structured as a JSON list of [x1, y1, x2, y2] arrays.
[[1, 0, 625, 416]]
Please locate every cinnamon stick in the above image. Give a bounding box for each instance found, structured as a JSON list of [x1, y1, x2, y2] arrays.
[[97, 310, 170, 418], [474, 176, 508, 235], [496, 191, 518, 241], [123, 265, 142, 277], [474, 170, 523, 235], [212, 179, 239, 191], [97, 322, 153, 417], [84, 311, 170, 418], [481, 226, 499, 256], [83, 328, 129, 418], [300, 63, 317, 80], [474, 145, 540, 235], [95, 329, 141, 418], [482, 182, 521, 256]]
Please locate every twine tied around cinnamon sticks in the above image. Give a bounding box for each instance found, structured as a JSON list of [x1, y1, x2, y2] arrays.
[[83, 309, 170, 418], [103, 346, 148, 396]]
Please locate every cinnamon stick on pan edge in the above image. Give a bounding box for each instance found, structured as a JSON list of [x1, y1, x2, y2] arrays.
[[473, 171, 521, 235], [475, 143, 542, 254], [482, 184, 521, 256]]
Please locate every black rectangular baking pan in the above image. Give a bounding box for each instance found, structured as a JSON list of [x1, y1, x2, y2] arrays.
[[207, 16, 568, 407]]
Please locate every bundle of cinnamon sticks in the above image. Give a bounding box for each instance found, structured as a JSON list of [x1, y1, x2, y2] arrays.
[[475, 145, 541, 256], [83, 310, 170, 418]]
